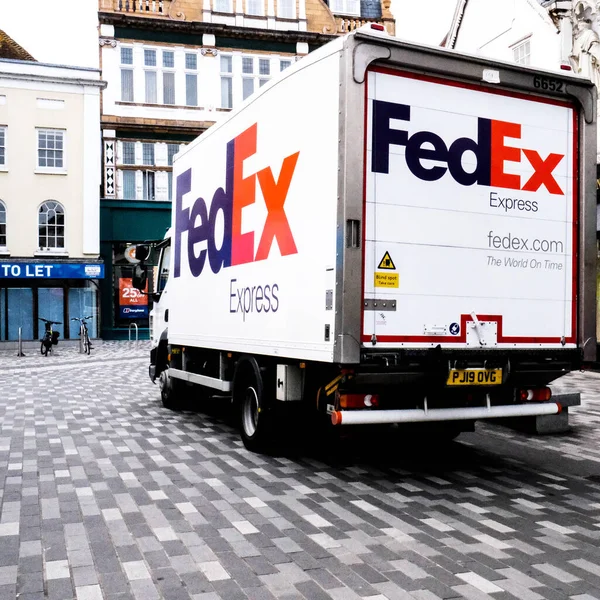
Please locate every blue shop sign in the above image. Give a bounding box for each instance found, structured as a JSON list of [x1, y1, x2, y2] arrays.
[[0, 262, 104, 279], [119, 306, 148, 319]]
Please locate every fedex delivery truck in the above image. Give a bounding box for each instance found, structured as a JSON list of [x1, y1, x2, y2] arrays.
[[136, 25, 597, 451]]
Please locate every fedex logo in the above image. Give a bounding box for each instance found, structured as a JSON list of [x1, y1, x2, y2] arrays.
[[372, 100, 565, 195], [174, 124, 300, 278]]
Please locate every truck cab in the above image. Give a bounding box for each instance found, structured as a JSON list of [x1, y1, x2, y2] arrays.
[[146, 231, 171, 383]]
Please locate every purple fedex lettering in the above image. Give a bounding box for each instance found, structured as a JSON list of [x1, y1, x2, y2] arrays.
[[174, 141, 233, 278], [372, 100, 492, 186], [371, 99, 564, 195]]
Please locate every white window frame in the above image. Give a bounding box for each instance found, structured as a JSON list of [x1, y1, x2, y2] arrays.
[[121, 141, 136, 165], [277, 0, 295, 19], [163, 71, 176, 105], [145, 71, 158, 104], [329, 0, 359, 15], [120, 45, 135, 103], [121, 68, 134, 102], [37, 200, 66, 252], [142, 142, 155, 166], [0, 126, 6, 170], [220, 55, 233, 109], [185, 54, 198, 107], [143, 47, 159, 104], [512, 38, 531, 66], [214, 0, 233, 11], [144, 48, 157, 67], [162, 49, 175, 69], [36, 128, 66, 174], [121, 170, 137, 200], [241, 55, 271, 102], [120, 45, 134, 66], [183, 52, 200, 107], [246, 0, 264, 16], [162, 50, 176, 105]]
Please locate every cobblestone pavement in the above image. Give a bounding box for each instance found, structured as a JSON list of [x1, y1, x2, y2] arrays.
[[3, 344, 600, 599]]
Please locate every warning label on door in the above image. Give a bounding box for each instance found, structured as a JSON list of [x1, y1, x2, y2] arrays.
[[378, 252, 396, 270], [374, 272, 399, 288]]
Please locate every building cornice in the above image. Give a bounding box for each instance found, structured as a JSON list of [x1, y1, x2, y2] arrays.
[[101, 115, 209, 137], [98, 11, 336, 45], [0, 70, 107, 89]]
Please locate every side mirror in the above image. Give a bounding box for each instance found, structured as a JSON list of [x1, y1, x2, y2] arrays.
[[135, 244, 151, 263], [132, 265, 148, 291]]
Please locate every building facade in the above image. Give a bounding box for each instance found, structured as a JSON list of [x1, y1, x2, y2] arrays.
[[445, 0, 600, 345], [0, 35, 106, 343], [97, 0, 394, 339], [444, 0, 561, 69]]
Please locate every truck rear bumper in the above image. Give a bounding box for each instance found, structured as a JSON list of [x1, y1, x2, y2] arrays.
[[331, 402, 562, 426]]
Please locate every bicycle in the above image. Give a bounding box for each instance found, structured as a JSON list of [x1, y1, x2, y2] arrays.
[[39, 318, 61, 357], [71, 315, 93, 355]]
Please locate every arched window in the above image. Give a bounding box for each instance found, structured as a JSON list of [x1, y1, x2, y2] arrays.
[[0, 201, 5, 247], [38, 201, 65, 249]]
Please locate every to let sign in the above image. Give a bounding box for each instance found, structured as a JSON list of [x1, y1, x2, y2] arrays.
[[0, 263, 105, 279]]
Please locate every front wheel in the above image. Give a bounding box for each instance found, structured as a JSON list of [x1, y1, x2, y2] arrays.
[[159, 368, 185, 411], [235, 362, 273, 452], [40, 340, 47, 356]]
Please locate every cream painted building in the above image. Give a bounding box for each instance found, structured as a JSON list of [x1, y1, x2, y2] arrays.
[[0, 56, 106, 342]]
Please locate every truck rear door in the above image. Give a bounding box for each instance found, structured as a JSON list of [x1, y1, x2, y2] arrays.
[[362, 66, 577, 349]]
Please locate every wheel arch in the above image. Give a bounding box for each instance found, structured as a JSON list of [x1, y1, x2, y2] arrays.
[[153, 328, 169, 380], [233, 355, 264, 405]]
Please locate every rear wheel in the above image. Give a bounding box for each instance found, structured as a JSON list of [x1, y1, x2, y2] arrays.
[[235, 361, 273, 452], [83, 331, 91, 355]]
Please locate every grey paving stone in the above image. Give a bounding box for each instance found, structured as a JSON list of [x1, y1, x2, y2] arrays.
[[4, 346, 600, 600], [47, 579, 76, 600], [0, 585, 17, 600], [99, 571, 130, 596]]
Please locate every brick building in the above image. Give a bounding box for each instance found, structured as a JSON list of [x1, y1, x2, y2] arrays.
[[97, 0, 394, 339]]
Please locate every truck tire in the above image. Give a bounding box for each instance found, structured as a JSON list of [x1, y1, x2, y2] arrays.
[[234, 360, 273, 452], [159, 368, 185, 411]]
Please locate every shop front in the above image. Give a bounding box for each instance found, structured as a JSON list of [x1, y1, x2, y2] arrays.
[[100, 199, 170, 340], [0, 260, 104, 341]]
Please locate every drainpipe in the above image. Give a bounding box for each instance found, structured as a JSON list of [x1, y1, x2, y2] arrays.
[[544, 0, 574, 68]]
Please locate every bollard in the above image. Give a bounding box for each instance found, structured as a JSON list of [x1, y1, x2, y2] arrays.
[[17, 327, 24, 357], [128, 322, 139, 346]]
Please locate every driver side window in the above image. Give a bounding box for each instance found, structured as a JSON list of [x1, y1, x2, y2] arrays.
[[157, 244, 171, 292]]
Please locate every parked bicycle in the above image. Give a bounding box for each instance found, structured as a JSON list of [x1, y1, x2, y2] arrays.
[[39, 317, 61, 357], [71, 315, 93, 355]]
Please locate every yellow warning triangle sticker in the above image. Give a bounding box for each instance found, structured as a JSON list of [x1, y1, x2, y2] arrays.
[[378, 251, 396, 270]]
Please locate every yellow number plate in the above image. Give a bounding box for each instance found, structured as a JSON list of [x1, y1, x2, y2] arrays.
[[447, 368, 502, 386]]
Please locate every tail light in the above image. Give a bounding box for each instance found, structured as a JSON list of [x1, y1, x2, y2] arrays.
[[519, 387, 552, 402], [371, 23, 385, 31], [338, 393, 379, 409]]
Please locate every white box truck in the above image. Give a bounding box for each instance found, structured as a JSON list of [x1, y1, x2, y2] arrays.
[[136, 25, 597, 451]]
